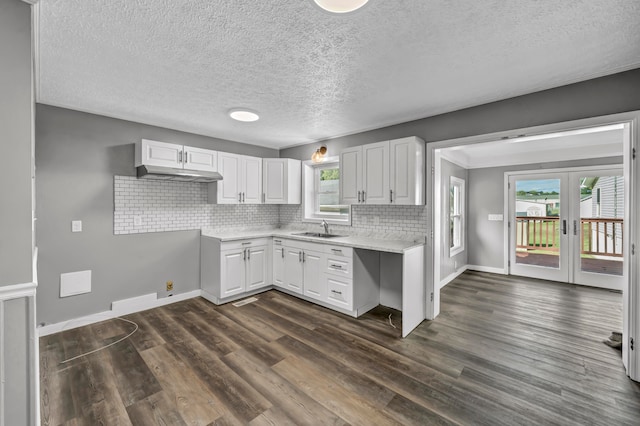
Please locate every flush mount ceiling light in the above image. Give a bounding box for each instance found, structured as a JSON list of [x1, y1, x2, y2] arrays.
[[313, 0, 369, 13], [311, 146, 328, 163], [229, 109, 259, 122]]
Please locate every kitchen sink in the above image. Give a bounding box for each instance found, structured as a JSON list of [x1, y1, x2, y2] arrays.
[[292, 232, 344, 238]]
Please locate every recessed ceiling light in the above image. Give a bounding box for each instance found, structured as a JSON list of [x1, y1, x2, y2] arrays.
[[313, 0, 369, 14], [229, 109, 259, 122]]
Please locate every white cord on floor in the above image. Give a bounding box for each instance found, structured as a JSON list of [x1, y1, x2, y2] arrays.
[[388, 313, 396, 329], [60, 317, 139, 364]]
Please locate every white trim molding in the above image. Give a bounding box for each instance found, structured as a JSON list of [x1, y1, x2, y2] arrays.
[[467, 265, 508, 275], [0, 282, 37, 301], [439, 265, 469, 289], [38, 289, 202, 337]]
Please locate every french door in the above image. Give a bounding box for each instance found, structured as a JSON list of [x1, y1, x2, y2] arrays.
[[509, 168, 624, 290]]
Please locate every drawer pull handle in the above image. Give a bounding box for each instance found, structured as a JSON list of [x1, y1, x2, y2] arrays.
[[331, 249, 342, 253], [330, 264, 343, 269], [274, 240, 281, 243], [331, 290, 342, 295], [241, 242, 252, 245]]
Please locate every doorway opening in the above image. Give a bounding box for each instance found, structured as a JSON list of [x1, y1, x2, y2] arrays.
[[427, 112, 639, 382]]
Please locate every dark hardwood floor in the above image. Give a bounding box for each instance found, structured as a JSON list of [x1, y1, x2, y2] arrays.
[[40, 271, 640, 425]]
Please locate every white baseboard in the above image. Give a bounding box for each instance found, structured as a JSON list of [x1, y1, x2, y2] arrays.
[[38, 289, 202, 337], [466, 265, 507, 275], [439, 265, 469, 289]]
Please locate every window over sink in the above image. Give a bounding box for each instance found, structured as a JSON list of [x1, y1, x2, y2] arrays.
[[303, 157, 351, 225]]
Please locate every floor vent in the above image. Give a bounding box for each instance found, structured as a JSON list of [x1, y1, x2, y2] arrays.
[[232, 297, 258, 307]]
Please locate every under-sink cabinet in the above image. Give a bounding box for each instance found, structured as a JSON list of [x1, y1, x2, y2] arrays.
[[201, 237, 270, 303]]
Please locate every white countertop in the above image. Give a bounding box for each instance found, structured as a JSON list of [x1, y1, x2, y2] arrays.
[[201, 227, 425, 254]]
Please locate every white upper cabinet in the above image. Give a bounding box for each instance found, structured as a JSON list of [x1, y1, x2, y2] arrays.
[[339, 146, 362, 205], [362, 141, 390, 204], [214, 152, 263, 204], [216, 152, 241, 203], [136, 139, 217, 172], [339, 136, 425, 205], [242, 155, 263, 204], [263, 158, 301, 204], [389, 136, 424, 205], [184, 146, 218, 172]]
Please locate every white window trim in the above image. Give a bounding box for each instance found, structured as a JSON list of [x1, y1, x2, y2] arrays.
[[302, 157, 351, 225], [450, 176, 465, 257]]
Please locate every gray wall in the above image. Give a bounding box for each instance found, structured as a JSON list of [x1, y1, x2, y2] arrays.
[[36, 105, 277, 324], [1, 1, 35, 425], [280, 68, 640, 160], [1, 0, 33, 287], [440, 159, 468, 280], [467, 157, 623, 269]]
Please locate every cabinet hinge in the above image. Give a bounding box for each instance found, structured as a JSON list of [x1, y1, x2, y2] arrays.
[[430, 292, 434, 302], [632, 244, 636, 255], [431, 166, 435, 175]]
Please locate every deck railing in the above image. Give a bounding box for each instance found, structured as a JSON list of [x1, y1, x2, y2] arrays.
[[515, 216, 623, 257]]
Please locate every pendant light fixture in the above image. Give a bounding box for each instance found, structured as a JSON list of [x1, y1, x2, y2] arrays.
[[311, 146, 328, 163], [313, 0, 369, 14]]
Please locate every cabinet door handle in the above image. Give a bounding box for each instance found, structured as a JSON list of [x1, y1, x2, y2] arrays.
[[562, 220, 567, 235], [298, 251, 302, 262], [390, 189, 393, 203], [281, 248, 285, 258], [247, 249, 251, 260], [178, 151, 183, 163], [243, 248, 246, 260], [302, 252, 306, 263], [573, 220, 578, 236], [362, 191, 366, 202], [239, 192, 242, 202], [243, 192, 246, 203], [331, 289, 342, 295], [262, 193, 265, 203], [357, 191, 361, 203]]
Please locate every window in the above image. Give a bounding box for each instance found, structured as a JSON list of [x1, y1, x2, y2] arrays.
[[449, 176, 465, 256], [303, 158, 350, 224]]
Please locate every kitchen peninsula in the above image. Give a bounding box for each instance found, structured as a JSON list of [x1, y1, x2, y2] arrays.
[[200, 228, 426, 337]]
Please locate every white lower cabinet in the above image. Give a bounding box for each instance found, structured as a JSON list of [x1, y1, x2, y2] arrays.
[[201, 237, 270, 303], [279, 240, 326, 299], [272, 239, 285, 288]]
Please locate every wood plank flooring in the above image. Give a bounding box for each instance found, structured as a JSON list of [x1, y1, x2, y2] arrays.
[[40, 271, 640, 425]]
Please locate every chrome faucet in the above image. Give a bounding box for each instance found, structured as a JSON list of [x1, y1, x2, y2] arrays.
[[321, 219, 329, 235]]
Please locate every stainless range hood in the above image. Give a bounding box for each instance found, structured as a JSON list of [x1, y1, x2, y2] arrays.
[[136, 165, 223, 183]]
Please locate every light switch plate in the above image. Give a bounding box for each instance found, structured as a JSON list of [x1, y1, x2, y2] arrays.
[[71, 220, 82, 232], [488, 214, 504, 221]]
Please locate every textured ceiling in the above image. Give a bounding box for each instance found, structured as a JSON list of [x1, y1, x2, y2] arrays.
[[36, 0, 640, 149]]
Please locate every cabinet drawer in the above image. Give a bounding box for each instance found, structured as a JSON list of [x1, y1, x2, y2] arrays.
[[326, 255, 352, 279], [326, 276, 353, 310], [323, 245, 352, 258], [221, 238, 269, 251]]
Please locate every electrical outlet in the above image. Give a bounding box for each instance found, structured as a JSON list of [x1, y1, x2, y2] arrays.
[[166, 281, 174, 291]]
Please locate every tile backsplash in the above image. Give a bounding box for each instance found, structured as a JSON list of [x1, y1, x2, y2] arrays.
[[279, 205, 428, 238], [114, 176, 427, 236], [113, 176, 278, 234]]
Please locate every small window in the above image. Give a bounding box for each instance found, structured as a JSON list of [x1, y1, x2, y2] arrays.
[[450, 176, 465, 256], [303, 158, 351, 224]]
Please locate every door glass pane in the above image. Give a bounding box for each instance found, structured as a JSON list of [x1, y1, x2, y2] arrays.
[[515, 179, 561, 268], [578, 175, 623, 276]]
